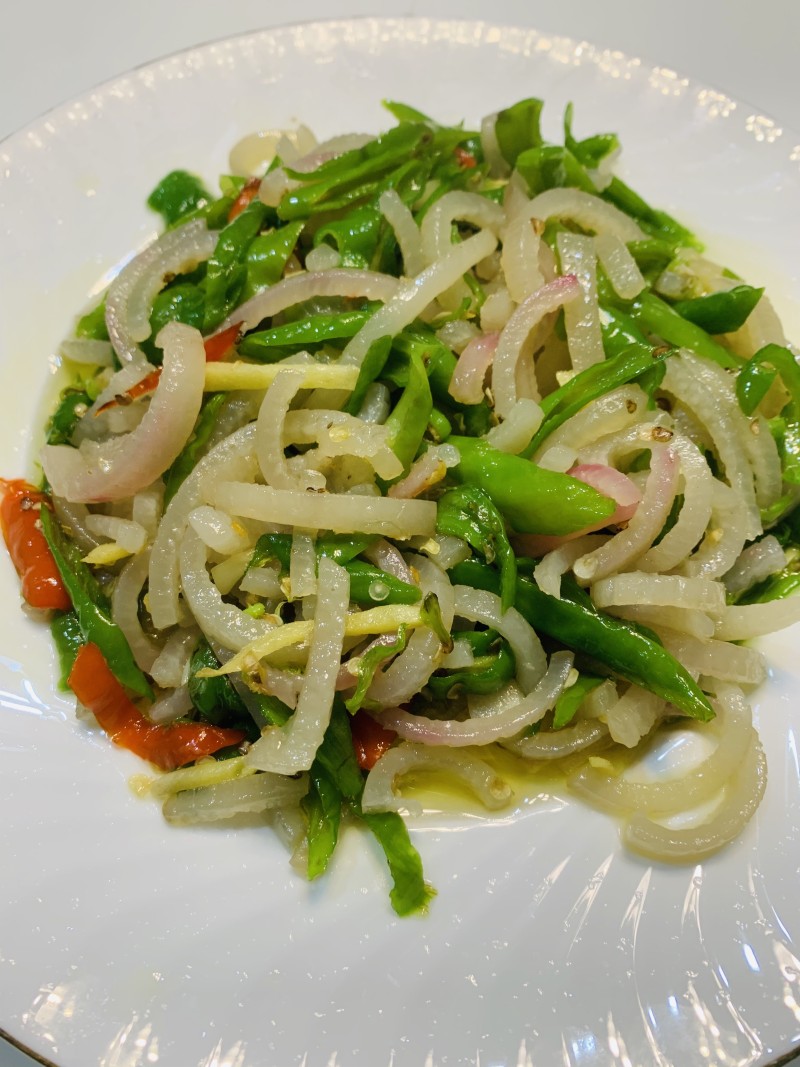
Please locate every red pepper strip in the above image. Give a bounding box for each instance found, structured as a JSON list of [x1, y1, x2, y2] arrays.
[[95, 368, 162, 415], [95, 324, 241, 414], [227, 178, 261, 222], [455, 147, 477, 169], [203, 321, 241, 363], [0, 480, 71, 610], [351, 711, 397, 771], [69, 642, 246, 771]]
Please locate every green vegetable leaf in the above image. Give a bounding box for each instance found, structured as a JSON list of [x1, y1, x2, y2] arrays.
[[50, 610, 85, 688], [40, 508, 152, 700], [494, 98, 544, 167], [674, 285, 763, 335], [147, 170, 211, 227], [436, 485, 517, 612]]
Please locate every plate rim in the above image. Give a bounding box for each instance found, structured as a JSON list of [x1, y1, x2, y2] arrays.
[[2, 15, 800, 1067]]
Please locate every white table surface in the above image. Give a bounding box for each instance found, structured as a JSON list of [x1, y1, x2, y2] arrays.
[[1, 2, 799, 1065]]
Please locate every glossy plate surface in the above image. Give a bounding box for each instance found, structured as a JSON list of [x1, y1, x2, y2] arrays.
[[1, 18, 800, 1067]]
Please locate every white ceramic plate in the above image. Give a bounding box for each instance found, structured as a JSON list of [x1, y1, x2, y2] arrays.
[[2, 18, 800, 1067]]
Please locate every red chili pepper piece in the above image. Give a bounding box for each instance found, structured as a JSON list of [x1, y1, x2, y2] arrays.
[[227, 178, 261, 222], [203, 321, 241, 363], [455, 147, 477, 169], [350, 710, 397, 771], [0, 479, 71, 610], [69, 642, 246, 771], [95, 368, 162, 414]]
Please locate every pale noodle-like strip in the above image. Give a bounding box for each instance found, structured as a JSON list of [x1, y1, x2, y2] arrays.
[[256, 370, 326, 492], [573, 445, 679, 583], [557, 233, 605, 371], [246, 558, 349, 775], [208, 480, 437, 539], [149, 424, 259, 630], [362, 743, 512, 817], [493, 274, 581, 416]]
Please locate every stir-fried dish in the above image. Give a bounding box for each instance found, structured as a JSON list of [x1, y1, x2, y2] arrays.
[[3, 99, 800, 915]]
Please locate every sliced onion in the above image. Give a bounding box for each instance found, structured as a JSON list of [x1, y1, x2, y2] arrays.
[[218, 268, 398, 335], [485, 398, 543, 455], [623, 733, 766, 861], [59, 338, 114, 367], [420, 191, 505, 266], [573, 446, 679, 583], [387, 445, 458, 500], [449, 332, 498, 404], [593, 234, 645, 300], [493, 274, 581, 417], [150, 626, 201, 690], [361, 743, 512, 817], [42, 322, 205, 504], [505, 719, 609, 760], [187, 505, 251, 556], [722, 535, 788, 597], [591, 573, 727, 616], [715, 598, 800, 641], [377, 652, 572, 747], [570, 684, 752, 815], [147, 685, 194, 725], [662, 356, 761, 540], [105, 220, 217, 365], [366, 555, 454, 708]]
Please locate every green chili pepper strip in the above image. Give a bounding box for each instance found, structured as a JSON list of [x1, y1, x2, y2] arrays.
[[631, 293, 740, 370], [204, 199, 270, 330], [738, 344, 800, 487], [427, 637, 516, 698], [391, 327, 492, 436], [552, 673, 604, 729], [384, 349, 433, 473], [345, 562, 422, 606], [449, 559, 714, 722], [522, 342, 673, 458], [345, 626, 409, 713], [40, 508, 153, 700], [247, 534, 418, 606], [449, 436, 616, 536], [163, 393, 227, 505], [239, 309, 372, 361], [436, 486, 517, 612], [674, 285, 764, 335], [50, 610, 85, 689], [302, 698, 434, 915]]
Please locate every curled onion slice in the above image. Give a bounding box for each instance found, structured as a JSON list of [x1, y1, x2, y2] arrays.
[[377, 652, 572, 747], [246, 557, 349, 774], [105, 220, 217, 365], [42, 322, 205, 504], [362, 743, 512, 817]]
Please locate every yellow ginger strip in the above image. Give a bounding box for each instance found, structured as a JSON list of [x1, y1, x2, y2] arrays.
[[199, 603, 428, 679], [204, 361, 359, 392]]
